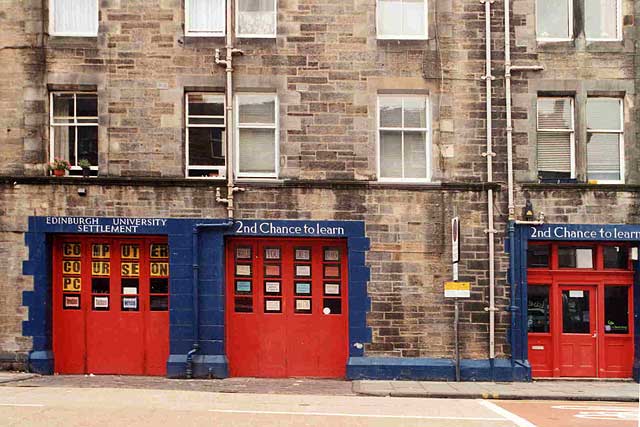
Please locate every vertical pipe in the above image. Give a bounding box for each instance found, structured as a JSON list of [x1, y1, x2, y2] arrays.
[[225, 2, 235, 219], [505, 0, 515, 220], [483, 0, 496, 361]]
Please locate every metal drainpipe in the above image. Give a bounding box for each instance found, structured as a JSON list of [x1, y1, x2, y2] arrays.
[[186, 221, 234, 378], [481, 0, 497, 362], [504, 0, 544, 220], [215, 0, 244, 219]]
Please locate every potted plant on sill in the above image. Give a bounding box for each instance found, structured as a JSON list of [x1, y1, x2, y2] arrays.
[[78, 159, 92, 178], [49, 158, 70, 177]]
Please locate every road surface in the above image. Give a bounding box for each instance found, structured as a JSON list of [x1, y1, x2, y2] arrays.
[[0, 386, 636, 426]]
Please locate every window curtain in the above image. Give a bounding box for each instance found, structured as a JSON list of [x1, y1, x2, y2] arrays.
[[536, 0, 570, 39], [188, 0, 225, 33], [537, 98, 573, 175], [585, 0, 618, 39], [52, 0, 98, 35], [237, 0, 276, 35]]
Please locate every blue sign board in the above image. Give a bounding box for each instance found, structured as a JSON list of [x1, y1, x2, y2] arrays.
[[529, 224, 640, 241]]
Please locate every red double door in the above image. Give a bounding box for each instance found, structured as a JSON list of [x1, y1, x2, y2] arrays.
[[226, 238, 349, 378], [528, 243, 634, 378], [53, 236, 170, 375]]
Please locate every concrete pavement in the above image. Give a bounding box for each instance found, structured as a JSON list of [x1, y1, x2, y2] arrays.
[[0, 372, 637, 402], [0, 385, 637, 427], [354, 379, 640, 402], [0, 386, 530, 427]]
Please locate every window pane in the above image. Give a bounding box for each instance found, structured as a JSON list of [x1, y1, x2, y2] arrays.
[[77, 126, 98, 166], [585, 0, 618, 39], [587, 133, 620, 181], [188, 0, 225, 33], [403, 97, 427, 128], [528, 286, 550, 333], [527, 245, 550, 268], [238, 0, 276, 35], [403, 131, 427, 178], [238, 95, 276, 124], [53, 126, 74, 164], [52, 0, 98, 35], [402, 0, 425, 36], [189, 128, 225, 166], [558, 247, 593, 268], [378, 0, 403, 36], [53, 93, 74, 119], [537, 131, 572, 177], [379, 98, 402, 128], [586, 98, 621, 131], [238, 128, 276, 173], [536, 0, 570, 39], [604, 286, 629, 334], [603, 246, 628, 269], [538, 98, 572, 130], [76, 94, 97, 117], [380, 131, 402, 178], [188, 94, 225, 116], [562, 290, 590, 334]]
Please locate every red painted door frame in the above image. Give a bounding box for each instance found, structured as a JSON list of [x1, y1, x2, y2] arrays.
[[556, 284, 597, 377], [52, 235, 169, 375], [527, 242, 634, 378], [225, 237, 349, 378]]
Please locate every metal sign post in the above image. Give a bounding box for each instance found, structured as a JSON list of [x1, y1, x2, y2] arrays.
[[447, 216, 469, 382]]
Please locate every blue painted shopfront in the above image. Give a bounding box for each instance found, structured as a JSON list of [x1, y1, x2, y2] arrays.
[[507, 223, 640, 382], [22, 216, 372, 378]]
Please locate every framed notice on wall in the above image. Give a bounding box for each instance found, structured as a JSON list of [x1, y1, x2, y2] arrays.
[[264, 281, 281, 294], [295, 265, 311, 277], [264, 299, 282, 313], [93, 296, 109, 310], [63, 295, 80, 310]]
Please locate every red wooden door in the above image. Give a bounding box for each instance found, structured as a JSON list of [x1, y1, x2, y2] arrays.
[[226, 238, 348, 378], [53, 236, 169, 375], [558, 285, 597, 377]]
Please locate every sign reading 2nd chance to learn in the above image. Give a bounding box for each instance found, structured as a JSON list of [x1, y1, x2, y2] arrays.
[[445, 282, 471, 298]]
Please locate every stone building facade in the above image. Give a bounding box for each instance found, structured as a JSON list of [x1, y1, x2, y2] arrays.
[[0, 0, 638, 381]]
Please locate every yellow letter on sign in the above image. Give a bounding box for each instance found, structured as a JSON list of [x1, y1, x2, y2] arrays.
[[150, 244, 169, 259], [92, 261, 110, 276], [63, 277, 82, 292], [121, 262, 140, 277], [92, 244, 110, 259], [121, 244, 140, 260], [150, 262, 169, 277], [62, 260, 81, 274], [63, 243, 81, 257]]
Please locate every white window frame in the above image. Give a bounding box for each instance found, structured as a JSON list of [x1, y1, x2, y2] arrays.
[[535, 0, 573, 42], [536, 97, 576, 180], [185, 93, 227, 179], [185, 0, 226, 37], [49, 92, 99, 174], [376, 95, 431, 183], [234, 93, 279, 179], [49, 0, 99, 37], [235, 0, 278, 39], [585, 0, 623, 42], [586, 97, 624, 184], [376, 0, 429, 40]]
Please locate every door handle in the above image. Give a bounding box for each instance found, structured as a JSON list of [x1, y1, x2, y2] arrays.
[[592, 333, 598, 338]]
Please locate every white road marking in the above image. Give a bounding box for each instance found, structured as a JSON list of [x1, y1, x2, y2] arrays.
[[0, 403, 45, 407], [477, 400, 537, 427], [208, 408, 506, 421], [551, 404, 639, 421]]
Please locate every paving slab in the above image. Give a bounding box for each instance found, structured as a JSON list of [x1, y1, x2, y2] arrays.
[[354, 380, 640, 402], [0, 375, 355, 396], [0, 372, 38, 384]]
